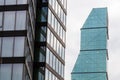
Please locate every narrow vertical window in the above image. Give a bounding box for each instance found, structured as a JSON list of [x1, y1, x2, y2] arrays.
[[41, 7, 48, 22], [0, 13, 3, 29]]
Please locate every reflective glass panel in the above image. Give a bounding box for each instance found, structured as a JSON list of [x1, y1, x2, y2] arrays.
[[12, 64, 23, 80], [14, 37, 25, 56], [4, 12, 15, 30], [2, 37, 14, 57], [16, 11, 26, 30], [0, 64, 12, 80]]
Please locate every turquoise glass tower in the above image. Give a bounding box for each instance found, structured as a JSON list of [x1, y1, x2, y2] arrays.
[[71, 8, 109, 80]]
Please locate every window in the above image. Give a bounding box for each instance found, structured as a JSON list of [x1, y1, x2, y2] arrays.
[[5, 0, 16, 5], [59, 61, 61, 75], [39, 52, 45, 62], [56, 59, 59, 73], [54, 19, 58, 32], [55, 0, 58, 13], [57, 23, 60, 36], [12, 64, 23, 80], [14, 37, 25, 56], [42, 0, 48, 3], [2, 37, 14, 57], [54, 37, 57, 51], [50, 51, 53, 67], [0, 64, 12, 80], [47, 28, 51, 44], [17, 0, 27, 4], [46, 48, 50, 64], [38, 72, 44, 80], [53, 55, 56, 70], [0, 0, 4, 5], [41, 7, 48, 22], [48, 9, 52, 24], [4, 12, 15, 30], [45, 69, 49, 80], [0, 13, 3, 28], [16, 11, 26, 30], [50, 32, 54, 47], [51, 13, 54, 28], [0, 38, 1, 54]]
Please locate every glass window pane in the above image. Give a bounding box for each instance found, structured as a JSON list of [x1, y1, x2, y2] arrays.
[[12, 64, 23, 80], [17, 0, 27, 4], [0, 13, 3, 28], [45, 69, 48, 80], [47, 29, 51, 44], [53, 55, 56, 70], [42, 0, 48, 3], [50, 33, 53, 47], [53, 37, 56, 51], [41, 7, 48, 22], [2, 37, 14, 57], [46, 48, 50, 64], [0, 0, 4, 5], [0, 64, 12, 80], [16, 11, 26, 30], [4, 12, 15, 30], [5, 0, 16, 5], [0, 38, 1, 54], [48, 9, 51, 24], [50, 51, 53, 67], [14, 37, 25, 56]]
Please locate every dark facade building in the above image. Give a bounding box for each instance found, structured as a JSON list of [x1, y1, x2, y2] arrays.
[[34, 0, 66, 80], [0, 0, 66, 80], [71, 8, 109, 80]]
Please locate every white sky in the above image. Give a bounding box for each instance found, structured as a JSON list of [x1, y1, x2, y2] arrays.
[[65, 0, 120, 80]]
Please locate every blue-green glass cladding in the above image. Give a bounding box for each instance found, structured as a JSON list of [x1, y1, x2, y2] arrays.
[[71, 8, 108, 80], [83, 8, 107, 28], [81, 28, 107, 50]]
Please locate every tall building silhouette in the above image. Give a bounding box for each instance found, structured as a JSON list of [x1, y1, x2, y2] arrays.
[[71, 8, 109, 80], [0, 0, 66, 80]]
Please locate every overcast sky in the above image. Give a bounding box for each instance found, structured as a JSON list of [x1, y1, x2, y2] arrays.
[[65, 0, 120, 80]]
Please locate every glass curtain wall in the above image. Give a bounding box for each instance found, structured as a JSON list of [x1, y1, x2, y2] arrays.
[[34, 0, 66, 80], [0, 0, 36, 80]]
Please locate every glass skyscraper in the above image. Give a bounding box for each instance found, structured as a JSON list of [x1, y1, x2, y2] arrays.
[[0, 0, 66, 80], [71, 8, 109, 80]]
